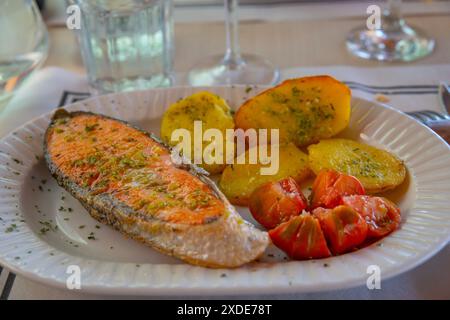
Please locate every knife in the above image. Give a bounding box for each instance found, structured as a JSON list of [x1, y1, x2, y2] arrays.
[[426, 83, 450, 144], [439, 83, 450, 115]]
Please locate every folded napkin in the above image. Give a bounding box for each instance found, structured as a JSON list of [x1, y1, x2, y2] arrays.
[[283, 65, 450, 113], [0, 67, 89, 138], [2, 64, 449, 138]]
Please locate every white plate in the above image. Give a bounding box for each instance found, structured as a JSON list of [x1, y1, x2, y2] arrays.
[[0, 86, 450, 296]]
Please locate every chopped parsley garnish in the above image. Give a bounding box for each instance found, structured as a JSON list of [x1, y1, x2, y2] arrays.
[[85, 123, 99, 132], [5, 224, 18, 233], [38, 220, 57, 235]]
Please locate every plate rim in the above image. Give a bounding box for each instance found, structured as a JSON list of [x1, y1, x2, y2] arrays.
[[0, 85, 449, 296]]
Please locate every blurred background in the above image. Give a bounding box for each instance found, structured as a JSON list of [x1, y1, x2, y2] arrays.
[[38, 0, 450, 74], [41, 0, 450, 22]]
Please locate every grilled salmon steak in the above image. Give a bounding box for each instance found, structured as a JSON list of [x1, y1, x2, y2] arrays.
[[44, 110, 268, 268]]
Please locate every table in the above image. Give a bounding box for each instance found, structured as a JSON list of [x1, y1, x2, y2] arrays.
[[3, 3, 450, 299], [46, 15, 450, 75]]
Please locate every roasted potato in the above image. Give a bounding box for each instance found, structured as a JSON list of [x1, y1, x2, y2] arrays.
[[308, 139, 406, 193], [235, 76, 351, 147], [219, 143, 311, 206], [160, 92, 235, 174]]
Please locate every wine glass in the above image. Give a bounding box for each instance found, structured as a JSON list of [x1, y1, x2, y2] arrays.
[[346, 0, 435, 62], [188, 0, 279, 86], [0, 0, 49, 106]]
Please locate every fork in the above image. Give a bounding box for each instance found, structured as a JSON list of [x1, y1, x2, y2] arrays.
[[405, 111, 450, 144], [406, 110, 450, 123], [404, 83, 450, 144]]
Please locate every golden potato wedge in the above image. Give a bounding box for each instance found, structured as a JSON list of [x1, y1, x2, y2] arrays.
[[219, 143, 311, 206], [308, 139, 406, 193], [235, 76, 351, 147], [160, 91, 235, 174]]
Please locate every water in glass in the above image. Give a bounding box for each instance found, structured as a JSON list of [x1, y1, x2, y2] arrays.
[[72, 0, 174, 94], [0, 0, 49, 104]]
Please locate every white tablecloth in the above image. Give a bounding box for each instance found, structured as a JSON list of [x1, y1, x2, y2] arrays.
[[1, 65, 449, 299]]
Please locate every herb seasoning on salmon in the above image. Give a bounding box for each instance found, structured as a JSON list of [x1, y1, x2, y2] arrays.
[[44, 110, 268, 268]]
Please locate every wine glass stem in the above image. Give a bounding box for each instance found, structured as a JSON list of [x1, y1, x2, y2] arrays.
[[385, 0, 403, 24], [224, 0, 243, 65]]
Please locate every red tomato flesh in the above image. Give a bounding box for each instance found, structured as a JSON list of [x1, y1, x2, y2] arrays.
[[249, 177, 307, 229], [341, 195, 401, 239], [313, 205, 368, 254], [269, 214, 331, 260], [310, 169, 365, 209]]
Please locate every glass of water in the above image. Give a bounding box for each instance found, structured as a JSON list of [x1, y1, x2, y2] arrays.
[[0, 0, 49, 105], [70, 0, 174, 94]]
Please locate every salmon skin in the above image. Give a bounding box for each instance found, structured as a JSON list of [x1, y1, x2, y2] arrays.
[[44, 109, 268, 268]]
